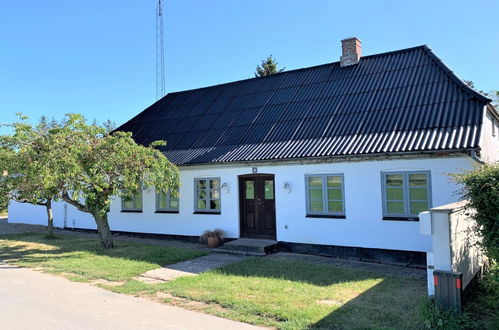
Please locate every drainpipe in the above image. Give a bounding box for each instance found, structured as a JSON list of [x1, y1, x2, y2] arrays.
[[470, 150, 485, 164]]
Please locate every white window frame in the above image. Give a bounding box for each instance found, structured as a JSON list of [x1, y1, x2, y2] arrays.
[[155, 188, 179, 213], [194, 177, 221, 214], [121, 190, 143, 212], [305, 174, 345, 217], [381, 171, 432, 220]]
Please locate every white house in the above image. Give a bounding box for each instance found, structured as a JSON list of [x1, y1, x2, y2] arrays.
[[9, 38, 499, 266]]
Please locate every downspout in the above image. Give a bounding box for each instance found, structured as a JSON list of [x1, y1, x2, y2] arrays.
[[470, 150, 485, 164]]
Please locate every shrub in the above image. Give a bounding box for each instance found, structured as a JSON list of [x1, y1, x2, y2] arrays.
[[452, 163, 499, 261]]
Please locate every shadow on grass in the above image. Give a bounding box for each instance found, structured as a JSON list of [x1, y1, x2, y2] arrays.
[[205, 258, 425, 329], [0, 232, 206, 272], [213, 257, 388, 287]]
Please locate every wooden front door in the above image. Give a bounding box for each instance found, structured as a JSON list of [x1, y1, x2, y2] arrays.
[[239, 175, 276, 239]]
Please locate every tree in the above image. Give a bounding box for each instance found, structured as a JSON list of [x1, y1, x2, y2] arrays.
[[452, 163, 499, 261], [255, 55, 285, 77], [53, 114, 179, 248], [0, 115, 63, 237]]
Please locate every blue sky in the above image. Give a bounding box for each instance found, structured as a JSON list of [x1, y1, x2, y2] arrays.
[[1, 0, 498, 127]]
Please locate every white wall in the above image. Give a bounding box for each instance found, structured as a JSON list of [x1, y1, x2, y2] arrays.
[[8, 155, 474, 253], [480, 107, 499, 163], [420, 201, 487, 296]]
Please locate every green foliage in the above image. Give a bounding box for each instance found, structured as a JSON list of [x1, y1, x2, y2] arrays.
[[255, 55, 285, 77], [452, 163, 499, 260], [53, 114, 179, 213], [418, 298, 464, 329], [0, 115, 62, 206]]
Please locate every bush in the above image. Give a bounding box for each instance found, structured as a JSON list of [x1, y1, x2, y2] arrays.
[[452, 163, 499, 261]]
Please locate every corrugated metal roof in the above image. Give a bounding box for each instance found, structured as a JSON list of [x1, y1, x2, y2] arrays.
[[117, 45, 491, 165]]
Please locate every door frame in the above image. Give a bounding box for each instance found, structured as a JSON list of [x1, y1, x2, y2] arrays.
[[238, 173, 276, 240]]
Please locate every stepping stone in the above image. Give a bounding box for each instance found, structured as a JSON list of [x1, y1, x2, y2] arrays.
[[137, 252, 247, 283]]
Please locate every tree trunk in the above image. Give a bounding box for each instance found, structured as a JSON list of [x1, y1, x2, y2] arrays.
[[45, 199, 54, 238], [94, 213, 113, 248]]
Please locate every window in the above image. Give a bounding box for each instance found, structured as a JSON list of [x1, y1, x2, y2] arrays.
[[121, 190, 143, 212], [382, 171, 431, 220], [156, 189, 179, 213], [306, 174, 345, 217], [194, 178, 221, 213]]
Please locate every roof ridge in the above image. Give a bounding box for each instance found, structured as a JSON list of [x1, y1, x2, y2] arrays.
[[165, 45, 430, 96]]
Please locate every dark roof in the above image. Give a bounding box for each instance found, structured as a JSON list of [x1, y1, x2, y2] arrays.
[[117, 45, 491, 165]]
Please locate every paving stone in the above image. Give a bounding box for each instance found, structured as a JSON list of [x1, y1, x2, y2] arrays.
[[137, 253, 248, 283]]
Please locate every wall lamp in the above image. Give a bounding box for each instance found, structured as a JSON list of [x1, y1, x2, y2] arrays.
[[283, 182, 291, 193], [221, 182, 230, 193]]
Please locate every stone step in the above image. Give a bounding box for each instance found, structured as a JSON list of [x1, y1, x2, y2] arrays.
[[210, 248, 266, 257], [216, 238, 278, 255]]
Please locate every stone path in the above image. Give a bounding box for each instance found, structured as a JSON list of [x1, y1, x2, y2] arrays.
[[137, 253, 247, 283]]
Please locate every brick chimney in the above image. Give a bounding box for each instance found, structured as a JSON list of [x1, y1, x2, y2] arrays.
[[340, 37, 362, 67]]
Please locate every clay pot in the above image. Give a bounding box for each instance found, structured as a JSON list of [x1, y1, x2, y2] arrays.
[[207, 236, 221, 248]]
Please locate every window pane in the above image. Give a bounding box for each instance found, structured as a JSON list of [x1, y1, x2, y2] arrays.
[[308, 176, 322, 188], [197, 199, 206, 210], [210, 189, 220, 199], [210, 179, 220, 189], [409, 174, 427, 186], [264, 180, 274, 200], [210, 199, 220, 210], [309, 200, 323, 212], [328, 201, 343, 213], [196, 180, 206, 189], [410, 187, 427, 201], [135, 196, 142, 209], [245, 181, 254, 199], [169, 198, 179, 210], [158, 193, 167, 209], [327, 189, 342, 200], [309, 189, 323, 200], [197, 190, 206, 200], [386, 188, 404, 200], [387, 201, 404, 214], [327, 176, 342, 188], [386, 174, 403, 187], [410, 201, 429, 215], [123, 200, 133, 209]]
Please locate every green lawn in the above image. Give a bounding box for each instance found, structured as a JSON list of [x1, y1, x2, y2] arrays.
[[0, 233, 207, 282], [110, 258, 426, 329]]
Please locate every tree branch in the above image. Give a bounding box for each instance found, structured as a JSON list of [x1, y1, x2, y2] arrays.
[[61, 191, 89, 213]]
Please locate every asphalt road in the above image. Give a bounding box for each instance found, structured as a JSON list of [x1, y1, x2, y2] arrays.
[[0, 262, 264, 330]]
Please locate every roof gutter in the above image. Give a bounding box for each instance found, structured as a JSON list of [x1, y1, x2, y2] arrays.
[[176, 149, 477, 169]]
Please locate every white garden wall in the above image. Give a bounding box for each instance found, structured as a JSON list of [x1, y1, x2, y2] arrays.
[[8, 155, 475, 253], [420, 201, 487, 296]]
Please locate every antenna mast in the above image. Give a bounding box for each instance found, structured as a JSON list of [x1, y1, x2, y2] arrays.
[[156, 0, 165, 99]]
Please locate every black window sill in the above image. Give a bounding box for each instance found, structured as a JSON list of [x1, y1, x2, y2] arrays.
[[382, 216, 419, 221], [193, 211, 221, 215], [121, 210, 143, 213], [155, 210, 179, 214], [306, 214, 346, 219]]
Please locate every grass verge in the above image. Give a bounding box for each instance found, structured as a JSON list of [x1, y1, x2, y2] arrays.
[[0, 232, 207, 282]]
